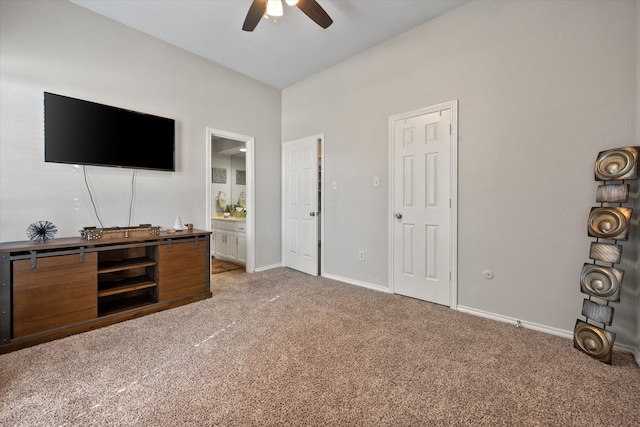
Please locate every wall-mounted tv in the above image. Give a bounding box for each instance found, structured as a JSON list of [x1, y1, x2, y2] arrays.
[[44, 92, 175, 171]]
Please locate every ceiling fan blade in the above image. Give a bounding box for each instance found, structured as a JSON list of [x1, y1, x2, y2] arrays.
[[296, 0, 333, 29], [242, 0, 267, 32]]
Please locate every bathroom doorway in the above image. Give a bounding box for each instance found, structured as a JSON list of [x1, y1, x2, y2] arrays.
[[205, 127, 255, 274]]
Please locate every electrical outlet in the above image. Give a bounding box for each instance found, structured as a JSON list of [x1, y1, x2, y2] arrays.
[[359, 250, 365, 261]]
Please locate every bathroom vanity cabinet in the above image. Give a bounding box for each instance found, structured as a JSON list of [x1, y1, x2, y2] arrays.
[[211, 219, 246, 265]]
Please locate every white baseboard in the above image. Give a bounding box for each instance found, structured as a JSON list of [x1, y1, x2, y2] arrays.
[[322, 273, 391, 294], [457, 305, 573, 339], [253, 263, 283, 273], [457, 305, 639, 365]]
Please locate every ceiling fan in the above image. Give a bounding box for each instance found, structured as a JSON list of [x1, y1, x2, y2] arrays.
[[242, 0, 333, 32]]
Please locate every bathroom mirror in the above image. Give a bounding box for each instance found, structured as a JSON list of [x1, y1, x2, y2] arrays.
[[211, 137, 246, 214], [230, 152, 246, 208]]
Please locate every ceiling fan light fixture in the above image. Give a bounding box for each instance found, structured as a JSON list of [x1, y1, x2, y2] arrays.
[[266, 0, 284, 17], [243, 0, 332, 32]]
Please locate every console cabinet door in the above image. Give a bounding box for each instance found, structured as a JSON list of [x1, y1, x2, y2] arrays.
[[158, 241, 208, 301], [13, 253, 97, 338]]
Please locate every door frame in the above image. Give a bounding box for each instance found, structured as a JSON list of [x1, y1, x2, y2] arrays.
[[205, 127, 255, 273], [387, 101, 458, 308], [281, 134, 324, 276]]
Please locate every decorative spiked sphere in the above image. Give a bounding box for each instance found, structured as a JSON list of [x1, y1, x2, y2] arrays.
[[26, 220, 57, 242]]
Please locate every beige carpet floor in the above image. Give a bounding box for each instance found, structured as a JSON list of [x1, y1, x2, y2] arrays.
[[0, 267, 638, 426]]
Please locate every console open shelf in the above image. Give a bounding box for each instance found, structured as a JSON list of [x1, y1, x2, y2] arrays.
[[98, 257, 157, 274], [98, 290, 157, 316], [0, 229, 211, 353], [97, 245, 158, 315], [97, 276, 157, 298]]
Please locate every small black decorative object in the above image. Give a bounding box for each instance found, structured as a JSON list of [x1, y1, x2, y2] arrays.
[[26, 220, 57, 242]]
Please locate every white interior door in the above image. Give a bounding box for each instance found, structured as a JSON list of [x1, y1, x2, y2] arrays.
[[283, 136, 319, 276], [391, 102, 457, 306]]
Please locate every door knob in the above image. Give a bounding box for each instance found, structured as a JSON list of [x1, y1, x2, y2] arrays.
[[310, 212, 316, 217], [395, 213, 403, 219]]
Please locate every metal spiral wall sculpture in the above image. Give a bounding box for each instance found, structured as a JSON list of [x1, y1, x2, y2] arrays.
[[574, 146, 639, 364]]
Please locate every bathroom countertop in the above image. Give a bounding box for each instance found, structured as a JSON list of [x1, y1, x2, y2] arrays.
[[211, 215, 246, 222]]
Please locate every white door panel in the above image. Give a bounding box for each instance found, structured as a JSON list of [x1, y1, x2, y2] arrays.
[[283, 136, 319, 276], [392, 105, 455, 306]]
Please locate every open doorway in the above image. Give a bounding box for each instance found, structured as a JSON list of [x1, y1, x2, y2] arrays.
[[205, 127, 255, 274]]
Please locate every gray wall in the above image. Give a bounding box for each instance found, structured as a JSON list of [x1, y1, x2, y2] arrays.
[[283, 0, 638, 350], [0, 0, 282, 268]]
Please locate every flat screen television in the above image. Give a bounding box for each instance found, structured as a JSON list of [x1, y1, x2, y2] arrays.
[[44, 92, 175, 171]]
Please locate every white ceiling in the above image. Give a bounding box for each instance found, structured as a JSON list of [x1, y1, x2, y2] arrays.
[[71, 0, 468, 89]]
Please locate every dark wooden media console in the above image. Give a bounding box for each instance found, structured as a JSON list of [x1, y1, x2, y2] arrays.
[[0, 229, 211, 353]]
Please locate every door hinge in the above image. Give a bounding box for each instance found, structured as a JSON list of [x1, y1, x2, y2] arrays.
[[449, 124, 452, 135], [449, 198, 452, 208], [449, 271, 452, 281]]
